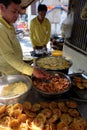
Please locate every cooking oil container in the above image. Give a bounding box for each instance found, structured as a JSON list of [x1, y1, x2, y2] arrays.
[[51, 50, 62, 56]]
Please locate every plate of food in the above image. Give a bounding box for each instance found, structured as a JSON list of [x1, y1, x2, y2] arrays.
[[32, 71, 71, 98], [69, 73, 87, 99], [23, 55, 33, 64], [0, 100, 87, 129], [0, 75, 32, 104], [35, 56, 72, 74]]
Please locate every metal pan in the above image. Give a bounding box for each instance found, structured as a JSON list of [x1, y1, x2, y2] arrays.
[[35, 56, 72, 74], [69, 73, 87, 99], [32, 71, 71, 98]]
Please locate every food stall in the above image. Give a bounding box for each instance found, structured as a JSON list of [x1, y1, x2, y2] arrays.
[[0, 56, 87, 129]]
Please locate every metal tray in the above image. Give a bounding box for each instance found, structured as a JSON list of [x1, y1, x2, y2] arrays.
[[69, 73, 87, 99], [25, 88, 87, 120]]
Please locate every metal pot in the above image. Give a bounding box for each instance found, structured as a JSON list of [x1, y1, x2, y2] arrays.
[[35, 56, 72, 74]]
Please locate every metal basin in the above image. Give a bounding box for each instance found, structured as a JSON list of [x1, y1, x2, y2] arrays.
[[35, 56, 72, 74], [0, 75, 32, 104], [32, 72, 71, 98]]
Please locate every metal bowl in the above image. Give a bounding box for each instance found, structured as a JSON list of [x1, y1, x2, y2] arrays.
[[35, 56, 72, 74], [32, 72, 71, 98], [0, 75, 32, 104]]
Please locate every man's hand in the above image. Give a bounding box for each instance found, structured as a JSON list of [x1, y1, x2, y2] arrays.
[[33, 67, 50, 79]]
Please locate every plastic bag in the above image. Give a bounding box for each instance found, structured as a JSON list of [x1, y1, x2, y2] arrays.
[[81, 1, 87, 20], [61, 11, 74, 38]]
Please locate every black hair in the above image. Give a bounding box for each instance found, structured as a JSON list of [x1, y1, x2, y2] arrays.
[[21, 6, 27, 9], [0, 0, 21, 8], [38, 4, 47, 12]]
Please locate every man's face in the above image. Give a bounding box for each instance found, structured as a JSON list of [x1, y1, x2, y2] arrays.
[[0, 2, 20, 24], [38, 11, 46, 21]]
